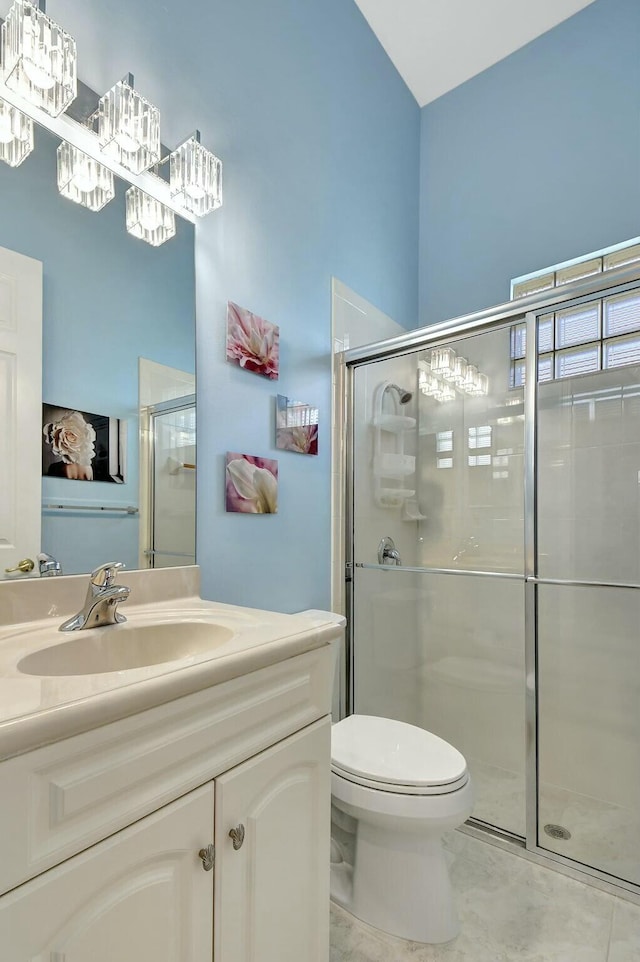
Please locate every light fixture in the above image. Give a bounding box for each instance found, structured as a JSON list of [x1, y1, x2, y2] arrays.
[[471, 372, 489, 397], [125, 186, 175, 246], [0, 97, 33, 166], [57, 142, 115, 211], [1, 0, 76, 117], [434, 382, 456, 403], [418, 369, 439, 397], [169, 129, 222, 216], [462, 363, 479, 394], [430, 347, 457, 380], [452, 355, 468, 386], [98, 73, 160, 174]]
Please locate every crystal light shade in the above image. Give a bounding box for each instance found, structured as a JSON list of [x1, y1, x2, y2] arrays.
[[0, 98, 33, 166], [452, 355, 468, 386], [434, 382, 456, 403], [98, 76, 160, 175], [1, 0, 76, 117], [169, 132, 222, 216], [430, 347, 457, 380], [462, 364, 479, 396], [471, 372, 489, 397], [418, 369, 439, 397], [126, 186, 175, 247], [57, 142, 115, 211]]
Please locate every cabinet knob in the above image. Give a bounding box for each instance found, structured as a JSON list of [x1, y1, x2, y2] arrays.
[[198, 843, 215, 871], [229, 824, 245, 850]]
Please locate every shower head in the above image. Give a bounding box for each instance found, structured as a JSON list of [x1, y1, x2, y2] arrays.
[[388, 383, 413, 404]]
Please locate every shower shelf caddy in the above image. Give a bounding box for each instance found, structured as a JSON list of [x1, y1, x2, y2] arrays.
[[372, 381, 417, 509]]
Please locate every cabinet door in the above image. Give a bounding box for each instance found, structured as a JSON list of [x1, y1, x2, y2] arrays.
[[0, 783, 214, 962], [214, 717, 330, 962]]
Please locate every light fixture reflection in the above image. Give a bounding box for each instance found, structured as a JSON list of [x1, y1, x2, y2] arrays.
[[462, 364, 479, 394], [57, 142, 115, 211], [0, 98, 33, 167], [471, 372, 489, 397], [434, 382, 456, 403], [452, 355, 468, 386], [431, 347, 457, 380], [125, 186, 176, 247], [1, 0, 76, 116], [170, 129, 222, 216], [98, 74, 160, 174]]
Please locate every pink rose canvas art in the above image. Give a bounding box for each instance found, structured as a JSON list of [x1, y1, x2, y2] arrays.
[[226, 301, 279, 380], [225, 452, 278, 514]]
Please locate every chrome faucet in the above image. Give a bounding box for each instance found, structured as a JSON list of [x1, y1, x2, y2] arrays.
[[59, 562, 130, 632], [378, 536, 402, 566], [38, 552, 62, 577]]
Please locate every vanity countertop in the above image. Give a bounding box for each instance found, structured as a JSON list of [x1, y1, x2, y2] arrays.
[[0, 568, 340, 761]]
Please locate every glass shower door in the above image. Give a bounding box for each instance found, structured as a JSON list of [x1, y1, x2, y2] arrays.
[[535, 288, 640, 885], [350, 325, 526, 836], [148, 397, 196, 568]]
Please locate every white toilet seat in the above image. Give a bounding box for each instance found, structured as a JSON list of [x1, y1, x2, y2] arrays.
[[332, 714, 467, 794], [332, 764, 469, 795], [332, 766, 474, 823]]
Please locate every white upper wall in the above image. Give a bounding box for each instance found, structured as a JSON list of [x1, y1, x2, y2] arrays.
[[353, 0, 596, 106]]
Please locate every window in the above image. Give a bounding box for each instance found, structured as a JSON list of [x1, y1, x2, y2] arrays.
[[511, 239, 640, 301], [436, 430, 453, 469], [468, 425, 492, 466], [510, 290, 640, 386]]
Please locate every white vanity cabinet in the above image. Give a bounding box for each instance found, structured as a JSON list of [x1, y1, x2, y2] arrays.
[[0, 783, 216, 961], [215, 718, 330, 961], [0, 645, 333, 962]]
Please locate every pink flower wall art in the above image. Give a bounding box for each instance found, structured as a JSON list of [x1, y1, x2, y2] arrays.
[[226, 301, 279, 380], [225, 452, 278, 514], [276, 395, 319, 455]]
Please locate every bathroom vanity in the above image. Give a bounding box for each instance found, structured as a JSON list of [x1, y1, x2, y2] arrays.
[[0, 568, 337, 961]]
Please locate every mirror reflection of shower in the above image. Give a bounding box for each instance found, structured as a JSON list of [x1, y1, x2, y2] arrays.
[[138, 359, 196, 569]]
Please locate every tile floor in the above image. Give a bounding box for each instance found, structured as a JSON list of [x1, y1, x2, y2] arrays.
[[470, 759, 640, 888], [330, 830, 640, 961]]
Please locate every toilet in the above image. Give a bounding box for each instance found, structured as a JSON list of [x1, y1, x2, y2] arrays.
[[298, 610, 473, 944], [330, 714, 473, 944]]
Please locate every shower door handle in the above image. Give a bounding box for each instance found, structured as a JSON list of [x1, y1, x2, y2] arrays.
[[378, 536, 402, 566]]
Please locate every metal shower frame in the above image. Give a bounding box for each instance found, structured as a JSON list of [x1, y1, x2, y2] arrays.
[[341, 261, 640, 902]]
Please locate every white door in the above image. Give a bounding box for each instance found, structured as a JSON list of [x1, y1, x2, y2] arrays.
[[0, 245, 43, 578], [214, 717, 331, 962], [0, 782, 215, 961]]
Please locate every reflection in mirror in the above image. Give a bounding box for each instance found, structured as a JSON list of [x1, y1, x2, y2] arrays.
[[0, 120, 195, 578], [138, 359, 196, 569]]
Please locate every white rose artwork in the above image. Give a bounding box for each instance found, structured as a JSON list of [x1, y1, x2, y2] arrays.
[[43, 410, 96, 480], [42, 405, 126, 484]]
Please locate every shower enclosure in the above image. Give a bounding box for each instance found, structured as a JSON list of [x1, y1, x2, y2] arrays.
[[142, 394, 196, 568], [343, 264, 640, 896]]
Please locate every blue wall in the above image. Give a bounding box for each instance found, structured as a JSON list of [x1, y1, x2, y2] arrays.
[[0, 125, 195, 574], [419, 0, 640, 326], [50, 0, 420, 610]]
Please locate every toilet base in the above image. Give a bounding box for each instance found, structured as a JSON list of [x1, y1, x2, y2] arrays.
[[357, 822, 458, 943], [330, 811, 464, 944]]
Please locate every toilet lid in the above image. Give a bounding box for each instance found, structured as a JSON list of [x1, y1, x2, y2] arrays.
[[331, 714, 467, 788]]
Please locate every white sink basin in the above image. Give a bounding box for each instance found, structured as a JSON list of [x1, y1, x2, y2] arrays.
[[17, 621, 234, 676]]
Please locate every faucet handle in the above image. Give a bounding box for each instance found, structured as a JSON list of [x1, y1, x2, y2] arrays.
[[90, 561, 125, 588]]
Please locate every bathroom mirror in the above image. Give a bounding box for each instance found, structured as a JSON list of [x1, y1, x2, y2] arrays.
[[0, 120, 196, 578]]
